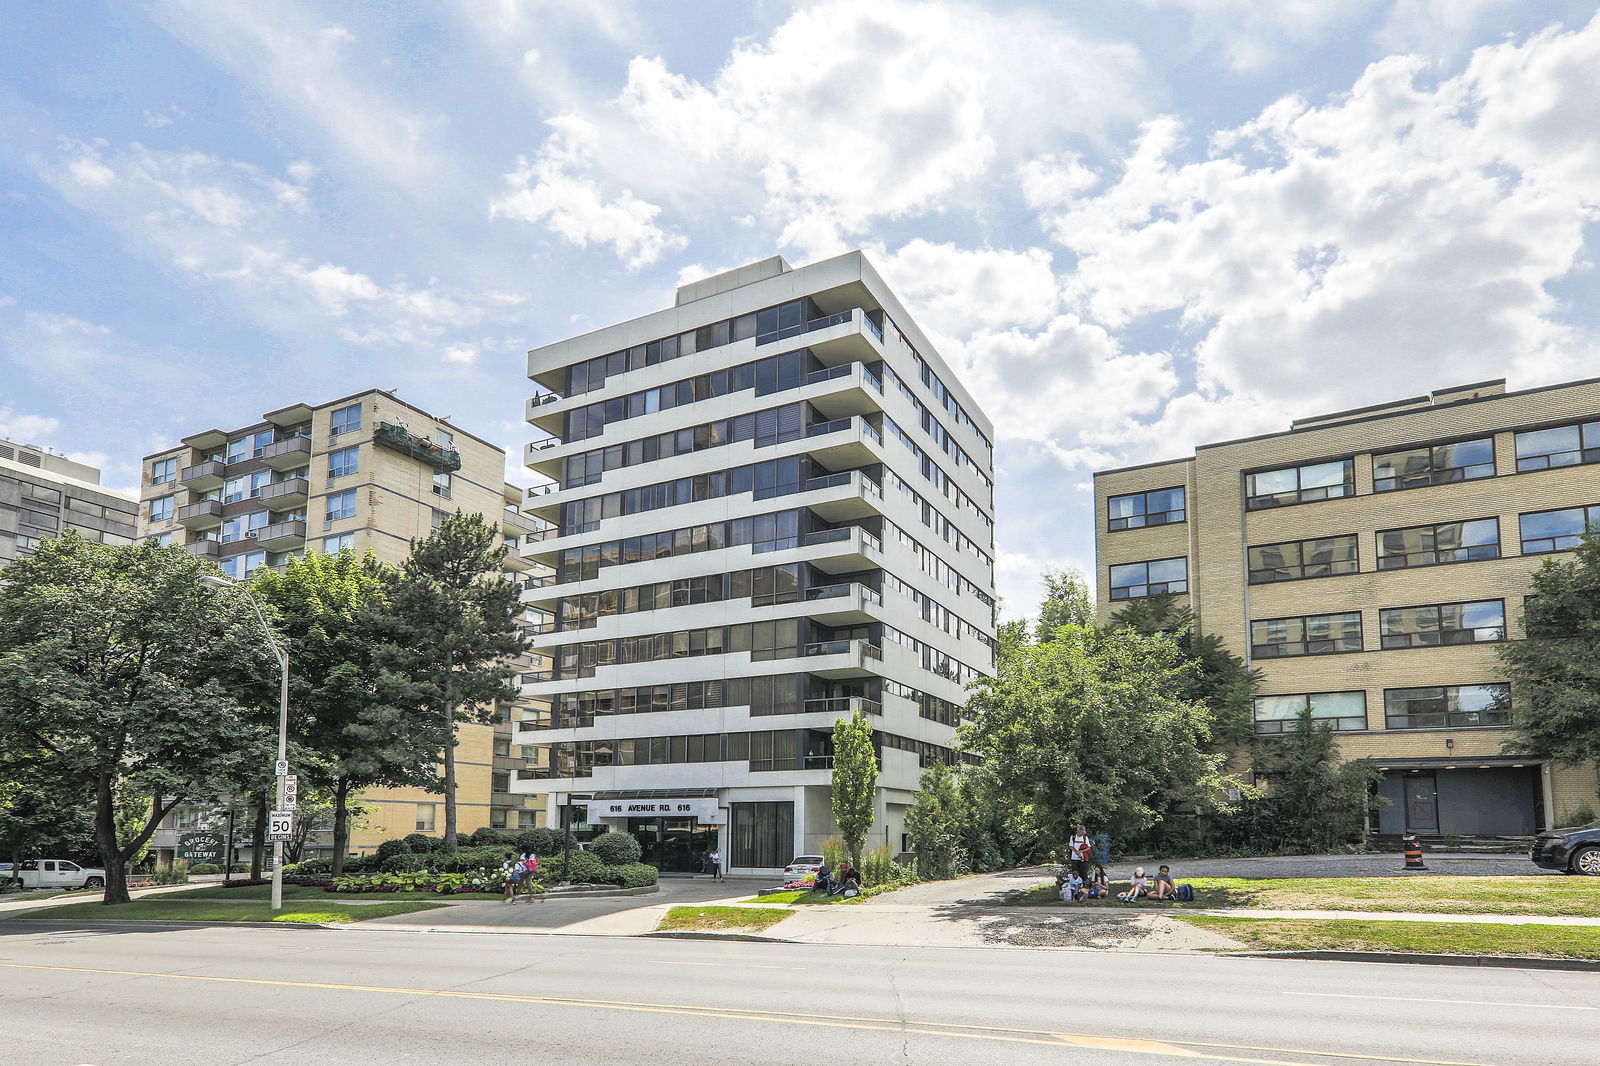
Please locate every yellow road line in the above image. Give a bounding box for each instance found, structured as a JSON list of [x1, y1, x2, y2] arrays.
[[0, 961, 1498, 1066]]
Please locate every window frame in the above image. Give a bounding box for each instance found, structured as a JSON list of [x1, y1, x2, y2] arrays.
[[1372, 436, 1496, 493], [1252, 691, 1368, 735], [1107, 556, 1188, 601], [1514, 419, 1600, 473], [1249, 611, 1364, 659], [328, 445, 359, 479], [1106, 486, 1186, 531], [326, 490, 357, 522], [1246, 533, 1360, 584], [329, 403, 362, 437], [1375, 517, 1500, 571], [1519, 504, 1600, 555], [148, 495, 174, 524], [1383, 683, 1511, 731], [1379, 599, 1506, 650], [1244, 458, 1355, 511], [150, 458, 177, 485]]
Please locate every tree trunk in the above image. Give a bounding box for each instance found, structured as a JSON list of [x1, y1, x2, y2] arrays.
[[332, 779, 351, 878], [93, 773, 129, 905], [249, 794, 267, 879], [442, 661, 458, 848]]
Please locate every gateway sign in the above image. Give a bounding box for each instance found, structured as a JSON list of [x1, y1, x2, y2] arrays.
[[584, 798, 725, 823]]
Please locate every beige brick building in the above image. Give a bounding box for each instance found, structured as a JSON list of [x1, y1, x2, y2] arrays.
[[137, 389, 552, 858], [1094, 377, 1600, 837]]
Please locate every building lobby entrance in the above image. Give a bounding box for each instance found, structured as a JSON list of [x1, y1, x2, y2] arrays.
[[628, 817, 715, 873]]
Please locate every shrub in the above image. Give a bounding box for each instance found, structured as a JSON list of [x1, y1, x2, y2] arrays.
[[821, 836, 847, 870], [148, 860, 190, 886], [514, 827, 571, 855], [862, 844, 894, 886], [1558, 805, 1598, 828], [403, 833, 443, 852], [190, 863, 221, 874], [469, 826, 508, 847], [380, 853, 426, 873], [589, 862, 657, 888], [427, 845, 516, 874], [590, 832, 642, 866], [375, 838, 412, 861], [229, 863, 249, 873], [543, 849, 607, 884], [285, 857, 333, 876]]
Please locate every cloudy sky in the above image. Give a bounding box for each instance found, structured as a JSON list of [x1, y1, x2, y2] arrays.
[[4, 1, 1599, 617]]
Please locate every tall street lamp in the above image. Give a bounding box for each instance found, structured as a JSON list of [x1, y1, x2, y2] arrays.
[[201, 573, 290, 912]]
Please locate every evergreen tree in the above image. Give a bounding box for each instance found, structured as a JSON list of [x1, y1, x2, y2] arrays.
[[830, 710, 878, 867], [0, 535, 274, 902], [376, 513, 523, 847], [1111, 592, 1259, 742], [904, 760, 963, 879]]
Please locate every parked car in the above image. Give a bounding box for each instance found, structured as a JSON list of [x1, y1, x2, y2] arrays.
[[1530, 820, 1600, 875], [13, 859, 107, 890], [783, 855, 825, 880]]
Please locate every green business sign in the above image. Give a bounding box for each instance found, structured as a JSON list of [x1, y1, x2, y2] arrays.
[[177, 831, 226, 864]]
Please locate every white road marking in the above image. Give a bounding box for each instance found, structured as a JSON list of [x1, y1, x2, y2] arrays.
[[658, 961, 788, 969], [1285, 991, 1598, 1011]]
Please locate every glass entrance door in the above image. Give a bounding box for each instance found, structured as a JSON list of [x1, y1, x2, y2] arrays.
[[630, 817, 714, 872]]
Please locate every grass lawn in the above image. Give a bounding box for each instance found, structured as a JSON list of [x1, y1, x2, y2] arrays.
[[1178, 916, 1600, 959], [744, 880, 915, 906], [12, 899, 447, 924], [157, 884, 508, 902], [657, 906, 793, 934], [1010, 876, 1600, 916]]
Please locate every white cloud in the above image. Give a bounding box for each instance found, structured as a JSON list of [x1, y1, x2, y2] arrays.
[[1136, 0, 1384, 72], [443, 343, 478, 364], [0, 407, 62, 444]]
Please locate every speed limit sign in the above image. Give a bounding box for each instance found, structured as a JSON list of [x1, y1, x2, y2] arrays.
[[266, 810, 294, 842]]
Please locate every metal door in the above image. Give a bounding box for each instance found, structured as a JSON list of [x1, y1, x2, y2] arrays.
[[1404, 772, 1439, 832]]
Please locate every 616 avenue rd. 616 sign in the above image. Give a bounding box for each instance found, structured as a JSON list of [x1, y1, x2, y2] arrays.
[[583, 798, 725, 823]]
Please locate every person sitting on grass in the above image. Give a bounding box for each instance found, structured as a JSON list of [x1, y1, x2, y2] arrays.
[[1085, 864, 1110, 899], [1147, 864, 1177, 901], [832, 860, 863, 896], [1118, 866, 1149, 903], [810, 862, 832, 894], [1058, 871, 1085, 902]]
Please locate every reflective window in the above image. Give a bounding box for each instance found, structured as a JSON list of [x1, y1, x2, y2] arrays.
[[326, 490, 357, 522], [1384, 684, 1510, 730], [1520, 505, 1600, 554], [1108, 486, 1186, 530], [150, 458, 177, 484], [148, 495, 173, 523], [1376, 518, 1499, 569], [322, 532, 355, 553], [1515, 420, 1600, 472], [225, 436, 249, 464], [328, 446, 359, 478], [1250, 612, 1362, 658], [1380, 601, 1505, 649], [1253, 691, 1366, 734], [1247, 534, 1359, 584], [329, 403, 362, 436], [1108, 557, 1187, 600], [1245, 459, 1354, 510], [1373, 438, 1494, 492]]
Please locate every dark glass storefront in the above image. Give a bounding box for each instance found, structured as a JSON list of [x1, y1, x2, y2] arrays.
[[628, 817, 715, 873], [731, 801, 793, 869]]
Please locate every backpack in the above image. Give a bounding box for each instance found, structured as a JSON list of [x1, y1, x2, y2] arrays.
[[1174, 883, 1194, 903]]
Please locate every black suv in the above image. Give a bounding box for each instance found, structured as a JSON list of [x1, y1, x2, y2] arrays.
[[1530, 821, 1600, 875]]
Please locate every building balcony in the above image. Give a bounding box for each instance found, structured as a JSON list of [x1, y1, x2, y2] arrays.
[[798, 524, 882, 574], [802, 580, 883, 624], [802, 695, 882, 717], [259, 436, 312, 471], [756, 307, 885, 368], [798, 468, 884, 523], [254, 477, 309, 509], [247, 520, 306, 551], [177, 499, 224, 529], [800, 638, 883, 678], [373, 422, 462, 473], [183, 539, 220, 558], [179, 460, 226, 491]]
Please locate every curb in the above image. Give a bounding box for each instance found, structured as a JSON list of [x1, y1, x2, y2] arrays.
[[640, 931, 796, 944], [3, 917, 331, 931], [1227, 949, 1600, 972]]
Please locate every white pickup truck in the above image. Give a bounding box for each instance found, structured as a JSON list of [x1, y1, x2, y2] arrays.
[[10, 859, 106, 891]]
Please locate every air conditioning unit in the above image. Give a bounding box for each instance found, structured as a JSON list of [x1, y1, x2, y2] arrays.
[[246, 530, 259, 539]]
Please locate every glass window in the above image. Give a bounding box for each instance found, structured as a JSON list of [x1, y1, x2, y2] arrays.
[[328, 446, 359, 478], [1376, 518, 1499, 569], [150, 458, 177, 484], [321, 532, 355, 553], [730, 801, 793, 869], [1515, 420, 1600, 472], [414, 803, 436, 832], [220, 516, 245, 544], [248, 471, 272, 498], [1384, 684, 1510, 730], [435, 429, 455, 450], [1253, 691, 1366, 734], [326, 490, 357, 522], [1107, 486, 1185, 530], [1108, 557, 1187, 600], [1250, 612, 1362, 658], [1519, 505, 1600, 554], [250, 429, 275, 457], [432, 471, 452, 498], [1373, 438, 1495, 492], [1247, 534, 1359, 584], [225, 437, 249, 464], [148, 495, 173, 523], [148, 531, 173, 547], [1380, 600, 1505, 649], [330, 403, 362, 436], [1245, 459, 1354, 510]]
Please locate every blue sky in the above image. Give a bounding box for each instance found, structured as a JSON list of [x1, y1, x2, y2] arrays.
[[3, 1, 1599, 617]]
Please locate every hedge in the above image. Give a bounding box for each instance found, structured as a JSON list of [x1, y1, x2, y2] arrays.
[[590, 832, 642, 866], [514, 827, 572, 855], [591, 862, 657, 888]]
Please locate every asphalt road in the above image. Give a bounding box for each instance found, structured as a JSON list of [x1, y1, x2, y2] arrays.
[[1, 919, 1596, 1066]]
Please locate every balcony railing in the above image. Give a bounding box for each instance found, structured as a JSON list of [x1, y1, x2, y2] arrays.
[[757, 309, 856, 346], [521, 669, 555, 684], [803, 696, 882, 716], [258, 436, 312, 468], [805, 581, 883, 606], [524, 573, 556, 590], [803, 639, 882, 660]]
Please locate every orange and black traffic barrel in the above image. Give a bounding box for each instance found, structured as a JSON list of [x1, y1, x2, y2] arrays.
[[1403, 834, 1428, 871]]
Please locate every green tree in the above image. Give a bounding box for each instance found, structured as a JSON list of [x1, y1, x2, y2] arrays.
[[1112, 592, 1258, 743], [1036, 567, 1096, 635], [904, 760, 963, 879], [1499, 531, 1600, 785], [0, 750, 92, 877], [376, 513, 524, 847], [254, 549, 447, 874], [962, 622, 1235, 844], [830, 711, 878, 867], [0, 535, 275, 903]]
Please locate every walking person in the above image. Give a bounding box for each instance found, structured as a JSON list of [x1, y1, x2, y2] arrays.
[[707, 847, 723, 882], [501, 853, 524, 903], [521, 852, 543, 902]]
